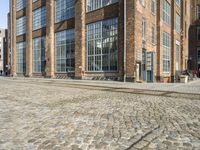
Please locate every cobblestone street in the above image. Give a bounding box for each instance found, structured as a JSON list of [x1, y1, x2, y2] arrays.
[[0, 77, 200, 150]]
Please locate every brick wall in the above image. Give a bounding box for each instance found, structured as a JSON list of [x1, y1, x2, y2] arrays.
[[10, 0, 190, 82]]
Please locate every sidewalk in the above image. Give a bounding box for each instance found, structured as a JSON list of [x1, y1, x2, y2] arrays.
[[1, 76, 200, 94]]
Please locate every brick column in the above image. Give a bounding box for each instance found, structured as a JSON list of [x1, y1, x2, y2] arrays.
[[156, 0, 162, 81], [126, 0, 136, 82], [75, 1, 86, 79], [171, 2, 175, 82], [26, 0, 32, 77], [46, 0, 55, 78], [11, 0, 17, 76], [118, 0, 124, 81]]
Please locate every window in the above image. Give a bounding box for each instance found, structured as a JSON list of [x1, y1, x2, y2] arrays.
[[33, 37, 46, 73], [197, 27, 200, 41], [141, 0, 146, 7], [151, 24, 156, 44], [55, 29, 75, 73], [16, 0, 26, 11], [87, 18, 118, 72], [55, 0, 75, 23], [197, 5, 200, 20], [176, 13, 181, 33], [197, 48, 200, 63], [151, 0, 156, 15], [142, 18, 146, 41], [16, 42, 26, 73], [163, 32, 171, 73], [185, 22, 187, 38], [163, 0, 171, 25], [16, 16, 26, 36], [33, 7, 46, 31], [87, 0, 118, 12], [176, 41, 180, 71], [176, 0, 181, 7]]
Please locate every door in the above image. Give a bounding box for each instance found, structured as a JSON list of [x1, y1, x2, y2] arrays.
[[146, 52, 155, 82], [136, 63, 140, 81], [142, 49, 147, 81]]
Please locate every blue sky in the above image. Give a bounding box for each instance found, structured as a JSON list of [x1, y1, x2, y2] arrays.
[[0, 1, 9, 28]]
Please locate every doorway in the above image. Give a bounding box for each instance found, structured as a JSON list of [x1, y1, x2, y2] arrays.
[[146, 52, 155, 82]]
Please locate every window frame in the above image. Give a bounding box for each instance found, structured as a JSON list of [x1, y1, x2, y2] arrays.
[[86, 17, 118, 72], [86, 0, 119, 12]]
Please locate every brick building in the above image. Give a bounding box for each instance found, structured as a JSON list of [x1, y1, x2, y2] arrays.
[[6, 13, 12, 75], [190, 0, 200, 73], [0, 28, 8, 74], [10, 0, 190, 82]]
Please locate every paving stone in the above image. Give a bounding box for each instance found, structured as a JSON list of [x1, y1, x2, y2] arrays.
[[0, 77, 200, 149]]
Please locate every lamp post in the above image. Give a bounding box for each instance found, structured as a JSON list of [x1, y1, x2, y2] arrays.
[[124, 0, 127, 82]]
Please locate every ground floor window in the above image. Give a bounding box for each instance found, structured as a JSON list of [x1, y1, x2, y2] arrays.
[[87, 17, 118, 72], [198, 48, 200, 64], [55, 29, 75, 73], [176, 41, 180, 71], [16, 42, 26, 73], [33, 37, 46, 73]]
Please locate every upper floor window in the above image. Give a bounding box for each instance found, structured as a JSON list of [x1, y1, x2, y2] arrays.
[[151, 24, 156, 45], [16, 16, 26, 36], [87, 0, 118, 12], [16, 0, 26, 11], [151, 0, 156, 15], [163, 0, 171, 25], [163, 32, 171, 73], [176, 13, 181, 33], [142, 18, 146, 41], [197, 27, 200, 41], [33, 7, 46, 31], [141, 0, 146, 7], [176, 0, 181, 7], [197, 5, 200, 20], [55, 0, 75, 23]]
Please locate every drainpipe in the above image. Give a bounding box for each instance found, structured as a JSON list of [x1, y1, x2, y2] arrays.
[[10, 0, 12, 72], [124, 0, 127, 82]]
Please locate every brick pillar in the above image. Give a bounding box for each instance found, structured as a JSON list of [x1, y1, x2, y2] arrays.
[[156, 0, 162, 81], [26, 0, 32, 77], [75, 1, 86, 79], [11, 0, 17, 76], [118, 0, 124, 81], [46, 0, 55, 78], [171, 2, 175, 82], [126, 0, 136, 82]]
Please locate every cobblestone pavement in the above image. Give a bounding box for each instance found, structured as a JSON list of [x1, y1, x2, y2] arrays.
[[0, 77, 200, 150]]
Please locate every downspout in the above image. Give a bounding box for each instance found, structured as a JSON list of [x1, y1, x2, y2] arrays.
[[124, 0, 127, 82], [10, 0, 12, 71]]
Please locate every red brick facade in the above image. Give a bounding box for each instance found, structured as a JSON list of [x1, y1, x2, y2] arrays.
[[189, 0, 200, 72], [10, 0, 190, 82]]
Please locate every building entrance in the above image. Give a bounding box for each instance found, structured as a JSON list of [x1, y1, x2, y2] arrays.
[[142, 50, 155, 82], [146, 52, 155, 82]]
